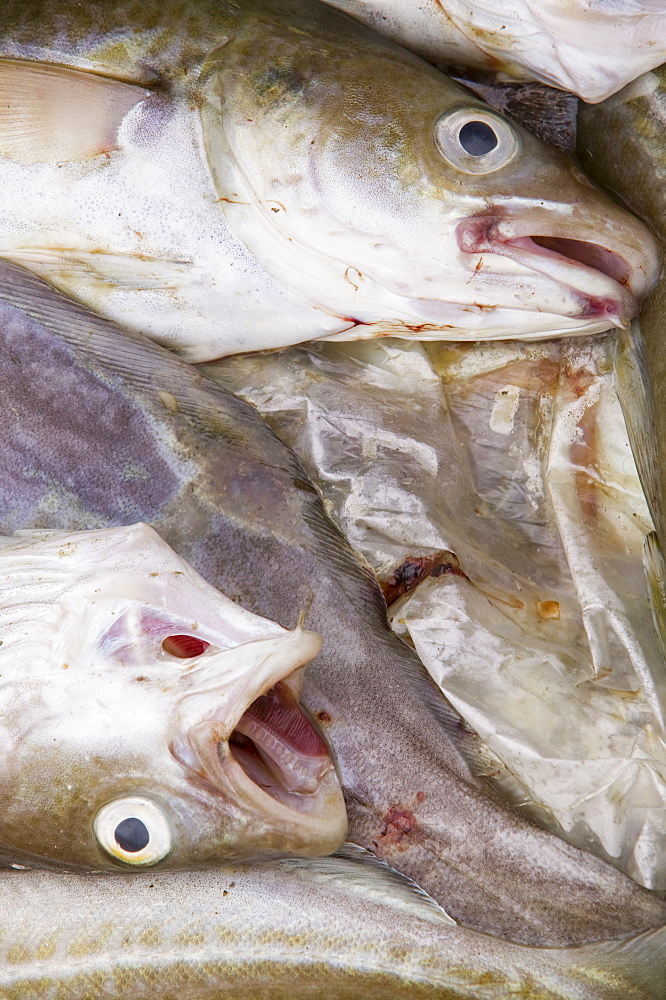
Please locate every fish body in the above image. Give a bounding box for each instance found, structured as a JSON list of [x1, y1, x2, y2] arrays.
[[1, 847, 665, 1000], [0, 0, 658, 360], [0, 523, 347, 871], [326, 0, 666, 103], [1, 261, 665, 948], [577, 72, 666, 579], [206, 328, 666, 893]]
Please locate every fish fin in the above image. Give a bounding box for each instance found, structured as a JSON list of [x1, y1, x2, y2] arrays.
[[3, 249, 193, 291], [283, 842, 456, 926], [643, 530, 666, 657], [319, 0, 358, 12], [0, 58, 150, 163], [453, 75, 578, 153], [0, 258, 296, 451], [613, 322, 662, 538], [572, 925, 666, 1000]]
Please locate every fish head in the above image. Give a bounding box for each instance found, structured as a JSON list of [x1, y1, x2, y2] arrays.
[[201, 3, 659, 345], [0, 524, 347, 871]]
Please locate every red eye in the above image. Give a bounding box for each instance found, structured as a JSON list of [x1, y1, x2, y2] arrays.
[[162, 635, 210, 658]]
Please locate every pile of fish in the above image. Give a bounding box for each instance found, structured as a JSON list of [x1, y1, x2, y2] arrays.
[[209, 328, 666, 893], [1, 1, 666, 997]]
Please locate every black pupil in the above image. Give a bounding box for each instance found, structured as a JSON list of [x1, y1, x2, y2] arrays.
[[458, 120, 498, 157], [114, 816, 150, 853]]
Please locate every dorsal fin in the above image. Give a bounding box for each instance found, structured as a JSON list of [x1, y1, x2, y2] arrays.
[[0, 58, 151, 163]]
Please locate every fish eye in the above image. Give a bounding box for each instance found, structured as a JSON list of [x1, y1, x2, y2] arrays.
[[434, 106, 519, 175], [93, 796, 173, 866], [114, 816, 150, 852], [458, 120, 498, 156]]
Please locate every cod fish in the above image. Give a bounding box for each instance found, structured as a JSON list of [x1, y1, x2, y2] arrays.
[[1, 261, 665, 948], [577, 70, 666, 636], [1, 846, 665, 1000], [326, 1, 666, 104], [0, 523, 347, 871], [0, 0, 659, 361]]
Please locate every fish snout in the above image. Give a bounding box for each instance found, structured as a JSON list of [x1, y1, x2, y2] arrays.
[[172, 627, 347, 858]]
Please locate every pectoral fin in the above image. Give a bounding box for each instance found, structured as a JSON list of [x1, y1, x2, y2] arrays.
[[0, 59, 151, 163], [286, 843, 456, 926], [3, 248, 193, 290], [613, 321, 662, 536]]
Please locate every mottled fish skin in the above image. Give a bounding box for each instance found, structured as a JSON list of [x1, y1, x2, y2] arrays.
[[0, 0, 659, 359], [325, 1, 666, 103], [1, 262, 665, 946], [0, 847, 665, 1000]]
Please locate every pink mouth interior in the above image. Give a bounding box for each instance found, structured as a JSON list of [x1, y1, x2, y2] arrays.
[[228, 682, 332, 809], [509, 235, 630, 286], [163, 634, 210, 658]]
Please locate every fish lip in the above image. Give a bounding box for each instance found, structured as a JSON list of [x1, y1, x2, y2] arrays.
[[456, 212, 655, 326]]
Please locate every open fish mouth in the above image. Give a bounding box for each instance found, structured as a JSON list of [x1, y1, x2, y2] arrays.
[[456, 212, 658, 326], [503, 235, 636, 320], [227, 681, 333, 811], [175, 627, 347, 851], [525, 237, 630, 286]]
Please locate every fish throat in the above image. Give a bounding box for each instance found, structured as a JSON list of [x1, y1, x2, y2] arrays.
[[227, 682, 332, 810]]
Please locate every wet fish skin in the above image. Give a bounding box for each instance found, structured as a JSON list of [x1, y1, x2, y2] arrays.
[[1, 261, 666, 946], [1, 847, 665, 1000], [577, 74, 666, 556], [0, 0, 658, 359], [326, 0, 666, 103], [0, 523, 348, 871]]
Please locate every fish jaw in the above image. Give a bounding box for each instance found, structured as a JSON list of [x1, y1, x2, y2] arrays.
[[451, 199, 660, 336], [173, 629, 348, 858]]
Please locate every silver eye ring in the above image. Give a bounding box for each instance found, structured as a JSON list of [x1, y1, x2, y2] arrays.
[[94, 796, 173, 866], [434, 105, 520, 175]]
